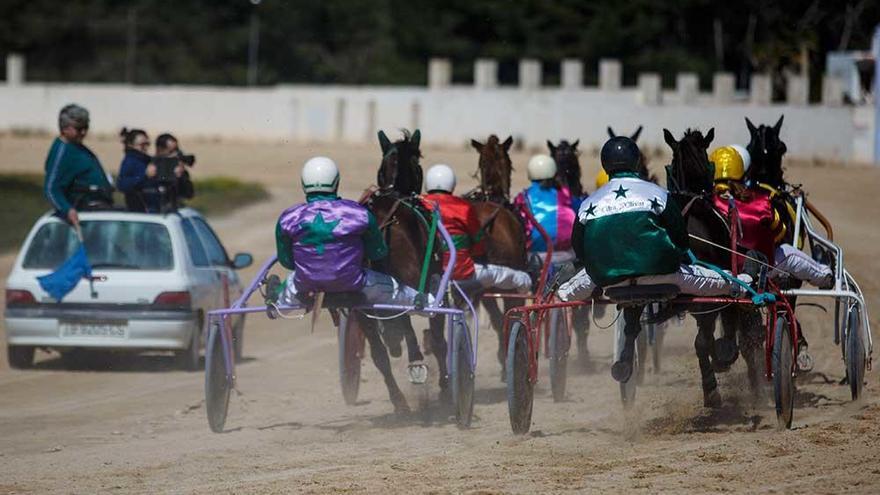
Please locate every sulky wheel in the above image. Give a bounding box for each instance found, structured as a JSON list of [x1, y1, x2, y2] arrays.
[[506, 320, 534, 434], [337, 311, 364, 406], [548, 308, 570, 403], [452, 316, 475, 428], [772, 314, 795, 430], [205, 321, 232, 433], [845, 304, 866, 401]]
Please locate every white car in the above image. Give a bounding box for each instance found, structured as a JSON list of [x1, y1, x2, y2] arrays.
[[4, 208, 252, 370]]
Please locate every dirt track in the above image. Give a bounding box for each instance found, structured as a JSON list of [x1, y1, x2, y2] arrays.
[[1, 135, 879, 494]]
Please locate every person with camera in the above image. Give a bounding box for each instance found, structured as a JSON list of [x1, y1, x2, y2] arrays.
[[155, 133, 195, 203], [116, 128, 160, 212], [44, 104, 114, 226]]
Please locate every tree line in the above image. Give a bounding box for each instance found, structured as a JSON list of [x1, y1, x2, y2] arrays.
[[1, 0, 876, 98]]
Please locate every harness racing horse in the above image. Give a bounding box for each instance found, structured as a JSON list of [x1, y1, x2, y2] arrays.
[[466, 135, 529, 374], [547, 138, 583, 198], [547, 138, 600, 370], [745, 115, 829, 370], [378, 129, 423, 195], [663, 128, 765, 407], [365, 129, 452, 403]]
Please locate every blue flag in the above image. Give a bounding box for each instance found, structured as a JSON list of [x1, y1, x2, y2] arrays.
[[37, 245, 92, 301]]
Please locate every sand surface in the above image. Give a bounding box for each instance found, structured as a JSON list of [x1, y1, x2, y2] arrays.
[[1, 133, 879, 494]]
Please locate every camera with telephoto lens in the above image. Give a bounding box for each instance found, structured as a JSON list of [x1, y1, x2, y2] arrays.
[[179, 153, 196, 167], [153, 157, 180, 184]]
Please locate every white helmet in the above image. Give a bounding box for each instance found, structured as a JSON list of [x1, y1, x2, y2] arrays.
[[729, 144, 751, 174], [301, 156, 339, 194], [527, 154, 557, 181], [425, 164, 456, 193]]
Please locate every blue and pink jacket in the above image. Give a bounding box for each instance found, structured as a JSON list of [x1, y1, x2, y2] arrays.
[[514, 182, 576, 253]]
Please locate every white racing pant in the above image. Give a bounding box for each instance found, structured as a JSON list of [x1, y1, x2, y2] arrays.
[[557, 264, 742, 302], [772, 244, 833, 287], [281, 269, 424, 306], [532, 249, 577, 265], [473, 263, 532, 293]]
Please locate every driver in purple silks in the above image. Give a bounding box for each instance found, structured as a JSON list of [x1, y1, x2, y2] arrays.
[[272, 156, 428, 364]]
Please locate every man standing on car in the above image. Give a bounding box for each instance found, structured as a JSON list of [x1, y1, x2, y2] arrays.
[[43, 104, 114, 226], [154, 133, 195, 202]]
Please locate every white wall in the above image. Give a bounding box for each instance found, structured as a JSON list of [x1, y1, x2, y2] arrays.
[[0, 82, 866, 162]]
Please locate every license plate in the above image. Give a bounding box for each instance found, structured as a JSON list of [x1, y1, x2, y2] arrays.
[[59, 321, 128, 339]]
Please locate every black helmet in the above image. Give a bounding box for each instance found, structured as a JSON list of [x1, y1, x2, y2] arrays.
[[600, 136, 641, 175]]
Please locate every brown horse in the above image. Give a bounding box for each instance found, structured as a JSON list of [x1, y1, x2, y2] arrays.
[[467, 135, 529, 374], [365, 129, 451, 403]]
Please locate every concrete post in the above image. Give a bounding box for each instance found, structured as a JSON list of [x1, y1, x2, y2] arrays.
[[474, 59, 498, 89], [561, 59, 583, 89], [712, 72, 735, 103], [428, 58, 452, 89], [519, 58, 542, 90], [786, 75, 809, 105], [821, 75, 844, 106], [599, 59, 622, 91], [637, 73, 661, 105], [6, 53, 25, 86], [676, 72, 699, 104], [750, 74, 772, 105]]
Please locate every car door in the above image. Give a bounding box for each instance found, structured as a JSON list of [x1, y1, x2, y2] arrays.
[[190, 216, 239, 308], [179, 218, 219, 313]]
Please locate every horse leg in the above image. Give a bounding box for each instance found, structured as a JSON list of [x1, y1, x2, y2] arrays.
[[428, 314, 451, 403], [611, 305, 644, 383], [572, 306, 591, 371], [737, 307, 766, 401], [481, 297, 507, 378], [694, 313, 722, 408], [386, 316, 423, 364], [715, 308, 740, 370], [357, 312, 410, 414]]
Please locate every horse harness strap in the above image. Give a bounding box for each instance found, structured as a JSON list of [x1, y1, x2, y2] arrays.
[[377, 199, 404, 231], [679, 195, 701, 218]]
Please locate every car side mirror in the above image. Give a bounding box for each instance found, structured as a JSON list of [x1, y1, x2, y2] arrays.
[[231, 253, 253, 270]]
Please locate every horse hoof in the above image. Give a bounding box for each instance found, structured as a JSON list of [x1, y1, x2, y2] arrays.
[[392, 396, 411, 414], [703, 389, 722, 409], [797, 348, 814, 373], [714, 337, 739, 367], [611, 360, 633, 383], [407, 362, 429, 384]]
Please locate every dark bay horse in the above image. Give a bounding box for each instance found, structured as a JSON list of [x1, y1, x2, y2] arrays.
[[663, 127, 765, 407], [547, 139, 583, 198], [546, 138, 599, 370], [745, 115, 822, 369], [378, 129, 423, 195], [467, 135, 529, 373], [365, 129, 451, 405]]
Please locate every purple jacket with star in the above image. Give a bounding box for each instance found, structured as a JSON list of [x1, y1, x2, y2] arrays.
[[277, 198, 373, 292]]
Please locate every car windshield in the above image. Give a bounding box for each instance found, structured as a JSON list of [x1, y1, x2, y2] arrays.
[[23, 220, 174, 270]]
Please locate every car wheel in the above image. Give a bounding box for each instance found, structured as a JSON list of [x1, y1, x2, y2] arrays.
[[176, 322, 201, 371], [7, 345, 35, 369]]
